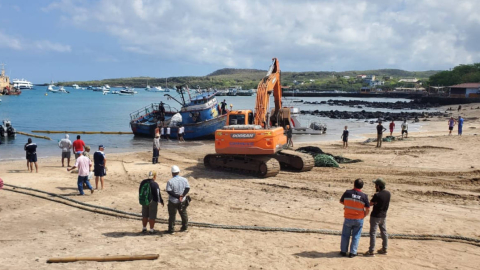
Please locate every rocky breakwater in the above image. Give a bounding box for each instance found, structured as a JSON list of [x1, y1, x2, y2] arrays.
[[303, 99, 438, 110], [300, 109, 447, 121]]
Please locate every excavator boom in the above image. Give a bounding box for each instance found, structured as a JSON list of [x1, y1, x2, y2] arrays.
[[253, 58, 282, 127]]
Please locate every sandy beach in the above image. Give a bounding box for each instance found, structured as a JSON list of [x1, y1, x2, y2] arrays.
[[1, 104, 479, 269]]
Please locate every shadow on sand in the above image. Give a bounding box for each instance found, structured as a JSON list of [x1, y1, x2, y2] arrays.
[[293, 251, 343, 259]]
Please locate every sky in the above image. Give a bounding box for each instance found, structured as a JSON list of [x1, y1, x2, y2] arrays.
[[0, 0, 479, 83]]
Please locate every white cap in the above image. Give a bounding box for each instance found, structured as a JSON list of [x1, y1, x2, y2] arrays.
[[171, 165, 180, 173]]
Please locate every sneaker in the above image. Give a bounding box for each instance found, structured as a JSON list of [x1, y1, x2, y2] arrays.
[[349, 253, 358, 258], [377, 248, 387, 255], [167, 230, 175, 235], [90, 189, 94, 194], [141, 228, 147, 234], [364, 250, 375, 257], [180, 227, 188, 232], [339, 252, 347, 257], [148, 230, 155, 234]]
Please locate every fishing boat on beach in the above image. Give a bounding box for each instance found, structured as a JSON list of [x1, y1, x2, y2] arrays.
[[129, 86, 227, 139], [0, 64, 22, 95]]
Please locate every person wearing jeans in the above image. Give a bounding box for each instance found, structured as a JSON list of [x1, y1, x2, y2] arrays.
[[364, 178, 391, 256], [339, 179, 370, 258], [68, 153, 94, 195]]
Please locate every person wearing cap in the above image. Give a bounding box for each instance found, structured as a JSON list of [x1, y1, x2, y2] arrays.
[[139, 171, 164, 234], [93, 145, 107, 190], [339, 179, 370, 258], [152, 134, 160, 164], [58, 134, 72, 167], [364, 178, 391, 256], [166, 165, 190, 234]]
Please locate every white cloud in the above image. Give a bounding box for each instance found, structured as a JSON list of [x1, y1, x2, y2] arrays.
[[0, 31, 23, 50], [44, 0, 480, 71], [34, 40, 72, 53]]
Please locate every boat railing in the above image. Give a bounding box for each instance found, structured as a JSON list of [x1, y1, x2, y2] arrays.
[[129, 103, 178, 121]]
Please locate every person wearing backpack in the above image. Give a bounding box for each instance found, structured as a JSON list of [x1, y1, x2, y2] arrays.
[[139, 171, 164, 234]]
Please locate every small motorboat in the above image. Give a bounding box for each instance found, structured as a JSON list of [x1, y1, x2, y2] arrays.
[[0, 120, 16, 138]]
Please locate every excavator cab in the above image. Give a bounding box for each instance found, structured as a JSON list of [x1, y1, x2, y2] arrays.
[[227, 110, 254, 125]]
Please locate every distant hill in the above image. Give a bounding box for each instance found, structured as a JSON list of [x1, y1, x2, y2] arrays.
[[58, 68, 442, 90], [207, 68, 266, 76]]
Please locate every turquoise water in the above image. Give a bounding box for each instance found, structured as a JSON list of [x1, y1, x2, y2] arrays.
[[0, 87, 431, 160]]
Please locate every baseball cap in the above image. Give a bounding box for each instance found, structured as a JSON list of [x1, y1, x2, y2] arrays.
[[373, 178, 386, 187], [171, 165, 180, 173], [148, 171, 156, 179], [99, 145, 105, 149]]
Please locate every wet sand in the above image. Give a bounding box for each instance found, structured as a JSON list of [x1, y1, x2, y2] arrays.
[[1, 104, 479, 269]]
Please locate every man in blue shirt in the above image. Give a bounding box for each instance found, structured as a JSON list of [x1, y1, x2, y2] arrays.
[[93, 145, 107, 189], [458, 116, 464, 136]]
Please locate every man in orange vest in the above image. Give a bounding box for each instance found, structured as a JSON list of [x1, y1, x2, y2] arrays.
[[339, 179, 370, 258]]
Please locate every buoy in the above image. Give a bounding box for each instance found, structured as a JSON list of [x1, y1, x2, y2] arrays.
[[45, 93, 48, 96]]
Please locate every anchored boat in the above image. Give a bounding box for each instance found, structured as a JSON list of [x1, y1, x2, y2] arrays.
[[129, 86, 227, 139]]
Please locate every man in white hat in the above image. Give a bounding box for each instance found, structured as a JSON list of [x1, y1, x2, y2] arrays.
[[166, 165, 190, 234]]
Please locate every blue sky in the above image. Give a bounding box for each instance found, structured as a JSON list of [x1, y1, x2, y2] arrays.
[[1, 0, 479, 83]]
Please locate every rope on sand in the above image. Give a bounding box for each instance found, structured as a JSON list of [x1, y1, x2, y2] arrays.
[[4, 183, 480, 247]]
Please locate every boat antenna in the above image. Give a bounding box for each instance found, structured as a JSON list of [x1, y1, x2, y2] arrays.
[[176, 85, 187, 106]]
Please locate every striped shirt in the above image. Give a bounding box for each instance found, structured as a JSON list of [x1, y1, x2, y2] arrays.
[[340, 189, 370, 219]]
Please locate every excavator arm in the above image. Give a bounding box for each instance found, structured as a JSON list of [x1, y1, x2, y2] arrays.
[[253, 58, 282, 127]]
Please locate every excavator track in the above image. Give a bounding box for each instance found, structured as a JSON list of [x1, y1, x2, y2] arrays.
[[204, 154, 280, 178], [275, 150, 315, 172]]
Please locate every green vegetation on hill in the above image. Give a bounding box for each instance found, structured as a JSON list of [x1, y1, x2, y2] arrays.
[[428, 63, 480, 86], [58, 68, 441, 91]]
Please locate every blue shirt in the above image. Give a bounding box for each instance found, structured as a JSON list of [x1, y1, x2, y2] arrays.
[[458, 118, 464, 127]]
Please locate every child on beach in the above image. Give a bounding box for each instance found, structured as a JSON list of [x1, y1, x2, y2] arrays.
[[341, 126, 349, 149]]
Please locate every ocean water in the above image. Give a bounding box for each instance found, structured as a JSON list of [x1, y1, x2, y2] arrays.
[[0, 87, 435, 160]]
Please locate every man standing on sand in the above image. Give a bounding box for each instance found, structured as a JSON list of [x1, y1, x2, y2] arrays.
[[58, 134, 72, 167], [152, 135, 160, 164], [67, 152, 94, 196], [376, 122, 386, 148], [389, 120, 395, 137], [166, 165, 190, 234], [25, 138, 38, 173], [139, 171, 164, 234], [401, 120, 408, 138], [448, 117, 456, 136], [286, 125, 293, 148], [364, 178, 390, 257], [340, 179, 370, 258], [93, 145, 107, 190], [72, 135, 86, 159], [341, 126, 349, 149], [458, 116, 464, 136]]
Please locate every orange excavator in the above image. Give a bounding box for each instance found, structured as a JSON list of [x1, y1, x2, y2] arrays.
[[204, 58, 314, 177]]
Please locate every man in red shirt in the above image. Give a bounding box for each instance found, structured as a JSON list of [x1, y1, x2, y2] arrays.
[[72, 135, 86, 159], [389, 120, 395, 136]]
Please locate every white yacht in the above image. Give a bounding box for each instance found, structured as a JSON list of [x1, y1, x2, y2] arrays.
[[12, 79, 34, 89], [104, 84, 111, 89], [72, 84, 80, 89]]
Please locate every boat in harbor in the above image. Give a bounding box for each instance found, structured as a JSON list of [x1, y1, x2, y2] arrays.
[[104, 84, 111, 89], [72, 84, 80, 89], [12, 79, 34, 89], [48, 83, 68, 93], [120, 87, 137, 95], [0, 64, 22, 95], [215, 89, 228, 96], [237, 89, 254, 96], [129, 86, 227, 139]]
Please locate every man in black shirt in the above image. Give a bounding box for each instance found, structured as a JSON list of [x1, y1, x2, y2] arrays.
[[364, 178, 391, 256], [376, 121, 386, 148], [220, 99, 227, 115], [24, 138, 38, 173], [341, 126, 349, 149], [139, 171, 164, 234]]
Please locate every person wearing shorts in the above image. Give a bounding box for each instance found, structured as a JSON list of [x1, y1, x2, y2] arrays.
[[25, 138, 38, 173], [58, 134, 72, 167], [389, 120, 395, 136], [341, 126, 349, 149], [140, 171, 164, 234], [401, 120, 408, 138], [93, 145, 107, 189], [72, 135, 86, 159], [448, 117, 456, 136]]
